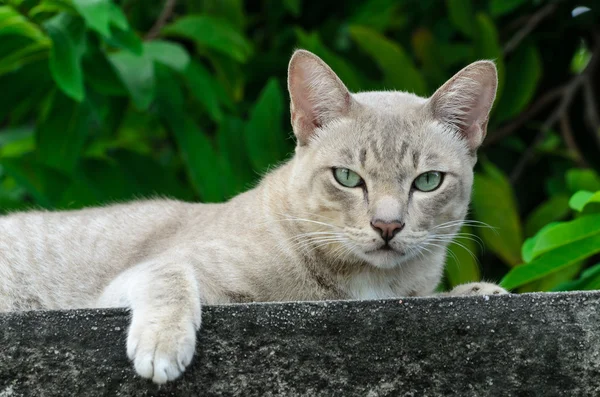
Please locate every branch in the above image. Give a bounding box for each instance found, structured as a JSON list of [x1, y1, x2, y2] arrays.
[[503, 3, 557, 55], [144, 0, 177, 41], [484, 86, 564, 147], [582, 74, 600, 147], [559, 113, 588, 168], [509, 46, 600, 183]]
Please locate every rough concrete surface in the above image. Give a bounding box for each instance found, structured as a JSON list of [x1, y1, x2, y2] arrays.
[[1, 292, 600, 396]]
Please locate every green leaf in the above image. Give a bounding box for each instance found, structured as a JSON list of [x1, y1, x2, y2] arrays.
[[553, 263, 600, 292], [444, 226, 481, 287], [489, 0, 526, 16], [0, 60, 52, 121], [525, 214, 600, 262], [162, 15, 252, 62], [348, 25, 426, 95], [36, 90, 92, 174], [108, 3, 128, 30], [446, 0, 475, 37], [217, 116, 255, 195], [349, 0, 404, 31], [494, 44, 541, 122], [29, 0, 77, 19], [183, 60, 224, 122], [143, 40, 190, 72], [0, 41, 49, 76], [471, 162, 522, 266], [283, 0, 301, 17], [569, 190, 600, 212], [72, 0, 111, 37], [0, 5, 48, 41], [206, 51, 245, 102], [104, 23, 142, 55], [521, 221, 568, 263], [109, 150, 191, 200], [199, 0, 245, 31], [0, 155, 70, 208], [0, 125, 34, 157], [244, 78, 289, 172], [44, 13, 86, 102], [501, 233, 600, 290], [571, 41, 592, 74], [524, 194, 570, 237], [108, 50, 155, 110], [566, 169, 600, 193], [155, 65, 224, 202], [82, 47, 127, 96], [519, 261, 583, 293]]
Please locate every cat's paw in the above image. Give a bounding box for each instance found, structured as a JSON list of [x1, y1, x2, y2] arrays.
[[126, 314, 197, 384], [448, 282, 508, 296]]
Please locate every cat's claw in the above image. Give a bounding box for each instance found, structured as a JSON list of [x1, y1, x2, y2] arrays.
[[448, 282, 508, 296], [126, 315, 197, 384]]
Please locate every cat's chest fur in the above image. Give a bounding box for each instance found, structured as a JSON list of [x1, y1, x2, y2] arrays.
[[343, 258, 443, 300]]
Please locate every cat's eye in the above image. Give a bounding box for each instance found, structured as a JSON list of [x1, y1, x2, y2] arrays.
[[333, 168, 364, 188], [413, 171, 444, 192]]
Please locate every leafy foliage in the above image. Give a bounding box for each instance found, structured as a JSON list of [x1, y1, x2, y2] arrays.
[[1, 0, 599, 292], [502, 178, 600, 291]]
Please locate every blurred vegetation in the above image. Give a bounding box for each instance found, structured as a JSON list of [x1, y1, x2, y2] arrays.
[[0, 0, 599, 293]]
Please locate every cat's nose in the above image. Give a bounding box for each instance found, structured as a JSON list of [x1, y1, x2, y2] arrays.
[[370, 220, 405, 242]]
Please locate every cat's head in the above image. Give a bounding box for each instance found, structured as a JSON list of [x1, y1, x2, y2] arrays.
[[285, 49, 497, 270]]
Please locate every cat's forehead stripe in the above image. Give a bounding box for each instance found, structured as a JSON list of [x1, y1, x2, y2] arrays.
[[359, 148, 367, 167], [412, 150, 420, 169]]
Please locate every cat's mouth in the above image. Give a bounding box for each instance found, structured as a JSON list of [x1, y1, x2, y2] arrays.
[[366, 244, 404, 255]]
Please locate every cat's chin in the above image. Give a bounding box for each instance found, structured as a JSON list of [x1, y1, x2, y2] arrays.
[[360, 247, 413, 270]]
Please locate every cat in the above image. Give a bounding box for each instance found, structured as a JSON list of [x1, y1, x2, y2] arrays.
[[0, 49, 507, 384]]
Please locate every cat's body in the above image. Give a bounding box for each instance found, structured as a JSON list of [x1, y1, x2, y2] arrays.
[[0, 50, 506, 384], [0, 167, 441, 311]]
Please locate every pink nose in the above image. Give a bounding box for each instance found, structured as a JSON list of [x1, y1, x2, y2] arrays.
[[370, 220, 405, 242]]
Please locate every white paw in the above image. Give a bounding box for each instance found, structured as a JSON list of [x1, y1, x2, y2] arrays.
[[126, 314, 197, 384], [449, 282, 508, 296]]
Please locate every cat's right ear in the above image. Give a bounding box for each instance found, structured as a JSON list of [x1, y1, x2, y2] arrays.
[[288, 50, 354, 146], [427, 60, 498, 150]]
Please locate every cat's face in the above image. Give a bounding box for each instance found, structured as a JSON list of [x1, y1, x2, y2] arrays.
[[286, 50, 497, 270]]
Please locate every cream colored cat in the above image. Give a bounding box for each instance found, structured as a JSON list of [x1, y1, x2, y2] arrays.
[[0, 50, 507, 384]]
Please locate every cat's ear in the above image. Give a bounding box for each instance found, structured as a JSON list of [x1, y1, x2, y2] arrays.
[[288, 50, 354, 146], [427, 61, 497, 149]]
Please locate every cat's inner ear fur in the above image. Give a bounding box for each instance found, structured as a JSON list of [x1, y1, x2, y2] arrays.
[[427, 61, 498, 149], [287, 50, 354, 146]]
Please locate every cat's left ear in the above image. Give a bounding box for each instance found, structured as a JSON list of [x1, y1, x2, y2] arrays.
[[427, 61, 497, 149], [288, 50, 355, 146]]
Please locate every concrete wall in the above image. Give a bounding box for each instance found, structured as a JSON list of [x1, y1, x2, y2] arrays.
[[2, 292, 600, 396]]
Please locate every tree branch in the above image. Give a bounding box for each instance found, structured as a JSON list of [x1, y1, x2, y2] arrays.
[[560, 113, 588, 168], [145, 0, 177, 41], [509, 46, 600, 183], [484, 86, 564, 147], [503, 3, 557, 55]]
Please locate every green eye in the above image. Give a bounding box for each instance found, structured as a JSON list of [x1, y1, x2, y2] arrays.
[[413, 171, 444, 192], [333, 168, 364, 188]]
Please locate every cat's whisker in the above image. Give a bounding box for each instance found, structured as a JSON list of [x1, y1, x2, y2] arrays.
[[432, 220, 498, 235], [429, 232, 484, 249], [289, 231, 344, 242], [421, 241, 460, 264], [436, 238, 478, 263], [292, 209, 338, 223], [427, 234, 484, 253], [273, 216, 341, 231], [292, 237, 346, 252]]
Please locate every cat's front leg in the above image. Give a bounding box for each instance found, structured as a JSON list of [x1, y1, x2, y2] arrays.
[[445, 282, 508, 296], [98, 259, 201, 384]]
